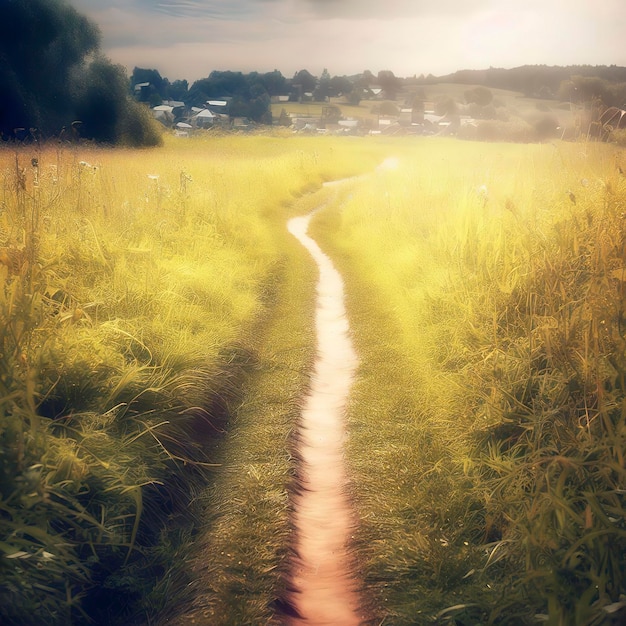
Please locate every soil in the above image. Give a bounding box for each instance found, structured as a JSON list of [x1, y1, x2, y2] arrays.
[[284, 214, 364, 625]]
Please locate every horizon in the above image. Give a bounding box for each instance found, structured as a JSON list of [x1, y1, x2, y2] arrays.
[[116, 62, 626, 85], [70, 0, 626, 84]]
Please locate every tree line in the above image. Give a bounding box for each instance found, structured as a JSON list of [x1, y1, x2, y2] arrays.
[[130, 67, 405, 123], [435, 65, 626, 106]]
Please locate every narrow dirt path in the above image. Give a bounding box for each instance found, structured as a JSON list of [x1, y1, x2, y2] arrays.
[[284, 210, 364, 625]]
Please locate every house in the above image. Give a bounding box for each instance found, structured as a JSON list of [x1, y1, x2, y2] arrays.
[[174, 122, 193, 137], [193, 109, 217, 128], [152, 104, 175, 125], [134, 82, 150, 92], [206, 99, 229, 113]]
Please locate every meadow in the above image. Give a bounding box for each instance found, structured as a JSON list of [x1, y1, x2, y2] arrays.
[[0, 135, 381, 624], [311, 138, 626, 624], [1, 132, 624, 625]]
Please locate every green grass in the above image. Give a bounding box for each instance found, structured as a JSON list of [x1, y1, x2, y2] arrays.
[[3, 133, 625, 625], [0, 136, 383, 625], [160, 187, 344, 625], [310, 138, 626, 624]]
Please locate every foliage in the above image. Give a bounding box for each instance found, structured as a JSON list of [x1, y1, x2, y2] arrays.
[[559, 76, 626, 109], [0, 0, 98, 137], [0, 135, 385, 624], [435, 96, 459, 116], [465, 86, 494, 106], [442, 65, 626, 100], [374, 101, 401, 117], [187, 71, 276, 123], [310, 138, 626, 624], [0, 0, 160, 145], [74, 57, 162, 146], [329, 75, 354, 98], [377, 70, 402, 100], [292, 69, 318, 94]]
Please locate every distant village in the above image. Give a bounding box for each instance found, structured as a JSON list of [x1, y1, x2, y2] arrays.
[[133, 65, 626, 142], [135, 80, 478, 137]]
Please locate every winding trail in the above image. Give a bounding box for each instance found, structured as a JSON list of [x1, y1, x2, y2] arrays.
[[284, 208, 364, 625]]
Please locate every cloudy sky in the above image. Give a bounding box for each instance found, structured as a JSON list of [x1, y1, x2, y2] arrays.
[[71, 0, 626, 82]]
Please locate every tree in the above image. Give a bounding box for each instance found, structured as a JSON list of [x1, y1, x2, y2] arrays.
[[374, 101, 400, 116], [75, 57, 161, 146], [315, 68, 331, 102], [0, 0, 160, 145], [377, 70, 401, 101], [464, 86, 493, 106], [292, 69, 317, 96], [247, 84, 272, 124], [278, 108, 291, 127], [187, 72, 272, 123], [131, 67, 165, 92], [329, 75, 353, 98], [0, 0, 98, 136], [435, 97, 458, 116], [260, 70, 287, 96]]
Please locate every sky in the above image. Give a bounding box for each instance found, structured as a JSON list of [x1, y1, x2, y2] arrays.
[[70, 0, 626, 83]]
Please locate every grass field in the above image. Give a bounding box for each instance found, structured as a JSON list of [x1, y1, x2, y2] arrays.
[[1, 133, 625, 625], [311, 138, 626, 624], [0, 135, 381, 624]]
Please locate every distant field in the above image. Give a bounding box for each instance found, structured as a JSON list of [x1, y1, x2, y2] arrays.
[[271, 99, 380, 122], [273, 82, 576, 133]]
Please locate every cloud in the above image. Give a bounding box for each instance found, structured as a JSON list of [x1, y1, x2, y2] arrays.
[[76, 0, 264, 20], [72, 0, 275, 48], [300, 0, 489, 19], [144, 0, 262, 19], [69, 0, 626, 82]]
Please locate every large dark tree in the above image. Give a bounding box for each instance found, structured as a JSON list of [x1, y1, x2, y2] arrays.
[[0, 0, 98, 135], [0, 0, 160, 145]]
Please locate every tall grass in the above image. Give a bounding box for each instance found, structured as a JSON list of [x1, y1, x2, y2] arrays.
[[0, 135, 382, 624], [311, 139, 626, 624]]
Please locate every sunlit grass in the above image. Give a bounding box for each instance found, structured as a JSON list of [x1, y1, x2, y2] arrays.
[[311, 138, 626, 624], [4, 132, 625, 624], [0, 134, 383, 624]]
